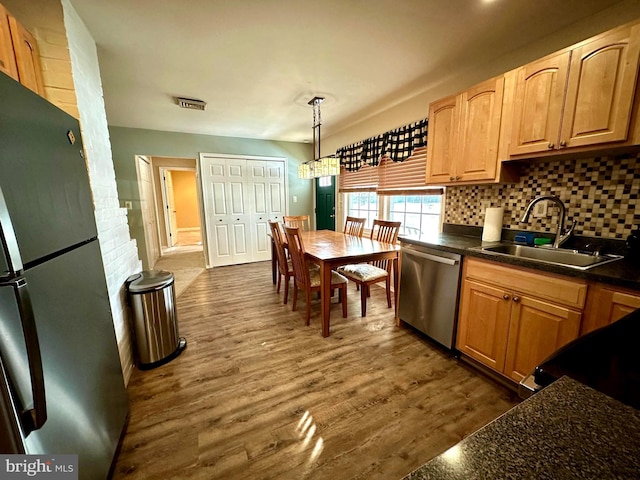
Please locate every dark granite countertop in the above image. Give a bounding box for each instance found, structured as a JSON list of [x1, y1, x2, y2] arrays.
[[398, 230, 640, 290], [402, 376, 640, 480]]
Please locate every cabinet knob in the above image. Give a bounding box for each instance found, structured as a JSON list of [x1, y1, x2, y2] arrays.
[[449, 176, 455, 181], [559, 140, 567, 148], [455, 176, 461, 181], [503, 294, 510, 301], [513, 296, 521, 303], [548, 143, 555, 149]]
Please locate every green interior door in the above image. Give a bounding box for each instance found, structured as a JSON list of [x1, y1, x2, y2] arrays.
[[315, 177, 335, 230]]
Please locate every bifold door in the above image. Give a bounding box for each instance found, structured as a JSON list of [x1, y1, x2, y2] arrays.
[[200, 155, 285, 267]]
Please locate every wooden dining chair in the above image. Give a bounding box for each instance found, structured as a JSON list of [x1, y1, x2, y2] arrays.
[[284, 215, 311, 231], [283, 225, 348, 325], [268, 220, 295, 304], [337, 219, 401, 317], [343, 216, 366, 237]]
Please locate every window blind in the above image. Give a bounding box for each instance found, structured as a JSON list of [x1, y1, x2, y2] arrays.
[[338, 164, 379, 192], [377, 146, 428, 193]]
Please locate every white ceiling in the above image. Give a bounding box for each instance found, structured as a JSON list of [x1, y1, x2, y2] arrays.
[[70, 0, 633, 143]]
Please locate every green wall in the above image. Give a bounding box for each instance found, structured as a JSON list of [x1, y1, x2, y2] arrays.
[[109, 126, 313, 264]]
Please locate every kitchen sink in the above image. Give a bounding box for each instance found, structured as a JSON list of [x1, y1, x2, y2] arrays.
[[472, 243, 623, 270]]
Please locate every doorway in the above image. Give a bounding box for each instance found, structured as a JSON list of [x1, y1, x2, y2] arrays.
[[159, 168, 202, 251], [315, 176, 335, 230]]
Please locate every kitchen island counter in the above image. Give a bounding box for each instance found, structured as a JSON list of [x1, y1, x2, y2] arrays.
[[403, 376, 640, 479]]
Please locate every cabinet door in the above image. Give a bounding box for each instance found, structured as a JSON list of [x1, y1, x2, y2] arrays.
[[456, 279, 511, 372], [0, 5, 18, 80], [509, 51, 570, 156], [504, 295, 581, 383], [561, 24, 640, 149], [8, 16, 44, 96], [426, 94, 458, 184], [457, 76, 504, 182], [582, 284, 640, 335]]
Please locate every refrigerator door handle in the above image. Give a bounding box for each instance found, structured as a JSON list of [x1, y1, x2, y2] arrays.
[[5, 277, 47, 433], [0, 185, 24, 279]]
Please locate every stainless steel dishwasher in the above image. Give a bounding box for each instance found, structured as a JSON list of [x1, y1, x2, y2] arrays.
[[398, 242, 462, 349]]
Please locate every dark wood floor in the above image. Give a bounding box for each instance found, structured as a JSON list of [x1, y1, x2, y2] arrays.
[[113, 262, 518, 480]]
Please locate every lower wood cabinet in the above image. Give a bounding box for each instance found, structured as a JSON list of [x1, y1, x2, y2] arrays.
[[456, 258, 586, 383], [581, 283, 640, 335]]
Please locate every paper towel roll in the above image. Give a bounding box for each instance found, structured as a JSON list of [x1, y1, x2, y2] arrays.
[[482, 207, 504, 242]]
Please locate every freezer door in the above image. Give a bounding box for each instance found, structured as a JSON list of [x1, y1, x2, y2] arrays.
[[0, 73, 97, 272], [17, 241, 127, 477]]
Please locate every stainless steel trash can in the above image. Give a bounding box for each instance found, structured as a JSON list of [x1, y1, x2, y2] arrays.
[[126, 270, 187, 370]]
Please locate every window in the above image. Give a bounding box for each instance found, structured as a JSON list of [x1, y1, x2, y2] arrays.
[[318, 176, 332, 187], [346, 191, 379, 228], [389, 194, 441, 236], [345, 192, 441, 235]]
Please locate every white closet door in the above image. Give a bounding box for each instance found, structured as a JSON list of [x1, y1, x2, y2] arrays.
[[247, 161, 271, 262], [267, 161, 286, 222], [225, 159, 253, 264], [246, 160, 285, 262], [201, 155, 286, 267], [201, 157, 252, 266]]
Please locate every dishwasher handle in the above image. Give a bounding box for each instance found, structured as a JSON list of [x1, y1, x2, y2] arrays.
[[403, 247, 459, 266]]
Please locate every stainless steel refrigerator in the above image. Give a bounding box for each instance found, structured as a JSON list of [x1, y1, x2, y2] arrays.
[[0, 73, 128, 477]]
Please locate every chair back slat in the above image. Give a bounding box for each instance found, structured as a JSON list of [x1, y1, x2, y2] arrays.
[[283, 225, 310, 288], [370, 219, 401, 269], [269, 221, 289, 275], [284, 215, 311, 231], [344, 216, 366, 237]]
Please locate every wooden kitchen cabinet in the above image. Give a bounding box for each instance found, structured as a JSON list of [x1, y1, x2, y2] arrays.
[[581, 283, 640, 335], [8, 14, 44, 96], [425, 94, 457, 184], [457, 278, 511, 372], [456, 258, 586, 383], [0, 3, 18, 80], [426, 76, 505, 185], [509, 22, 640, 157], [503, 294, 582, 383]]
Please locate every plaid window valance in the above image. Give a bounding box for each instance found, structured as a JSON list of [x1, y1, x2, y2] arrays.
[[336, 118, 428, 172], [386, 119, 428, 162]]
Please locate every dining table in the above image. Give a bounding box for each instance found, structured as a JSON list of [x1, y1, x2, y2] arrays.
[[271, 229, 402, 337]]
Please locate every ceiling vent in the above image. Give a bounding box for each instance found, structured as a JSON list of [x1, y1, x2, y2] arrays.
[[176, 97, 206, 111]]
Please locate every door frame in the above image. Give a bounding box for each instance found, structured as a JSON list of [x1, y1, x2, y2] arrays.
[[159, 166, 199, 249], [135, 155, 161, 269], [198, 153, 288, 268]]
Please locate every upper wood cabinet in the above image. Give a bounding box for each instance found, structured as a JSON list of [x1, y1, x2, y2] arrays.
[[426, 76, 504, 185], [0, 3, 18, 80], [425, 94, 457, 184], [8, 14, 44, 96], [509, 22, 640, 157]]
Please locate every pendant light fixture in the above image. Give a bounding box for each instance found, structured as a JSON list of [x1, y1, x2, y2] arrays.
[[298, 96, 340, 179]]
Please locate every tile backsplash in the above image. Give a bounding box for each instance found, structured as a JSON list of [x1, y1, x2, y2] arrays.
[[444, 153, 640, 239]]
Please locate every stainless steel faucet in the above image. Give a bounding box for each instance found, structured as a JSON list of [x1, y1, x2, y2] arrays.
[[521, 195, 576, 248]]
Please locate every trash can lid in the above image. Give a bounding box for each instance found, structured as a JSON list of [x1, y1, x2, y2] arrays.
[[127, 270, 174, 293]]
